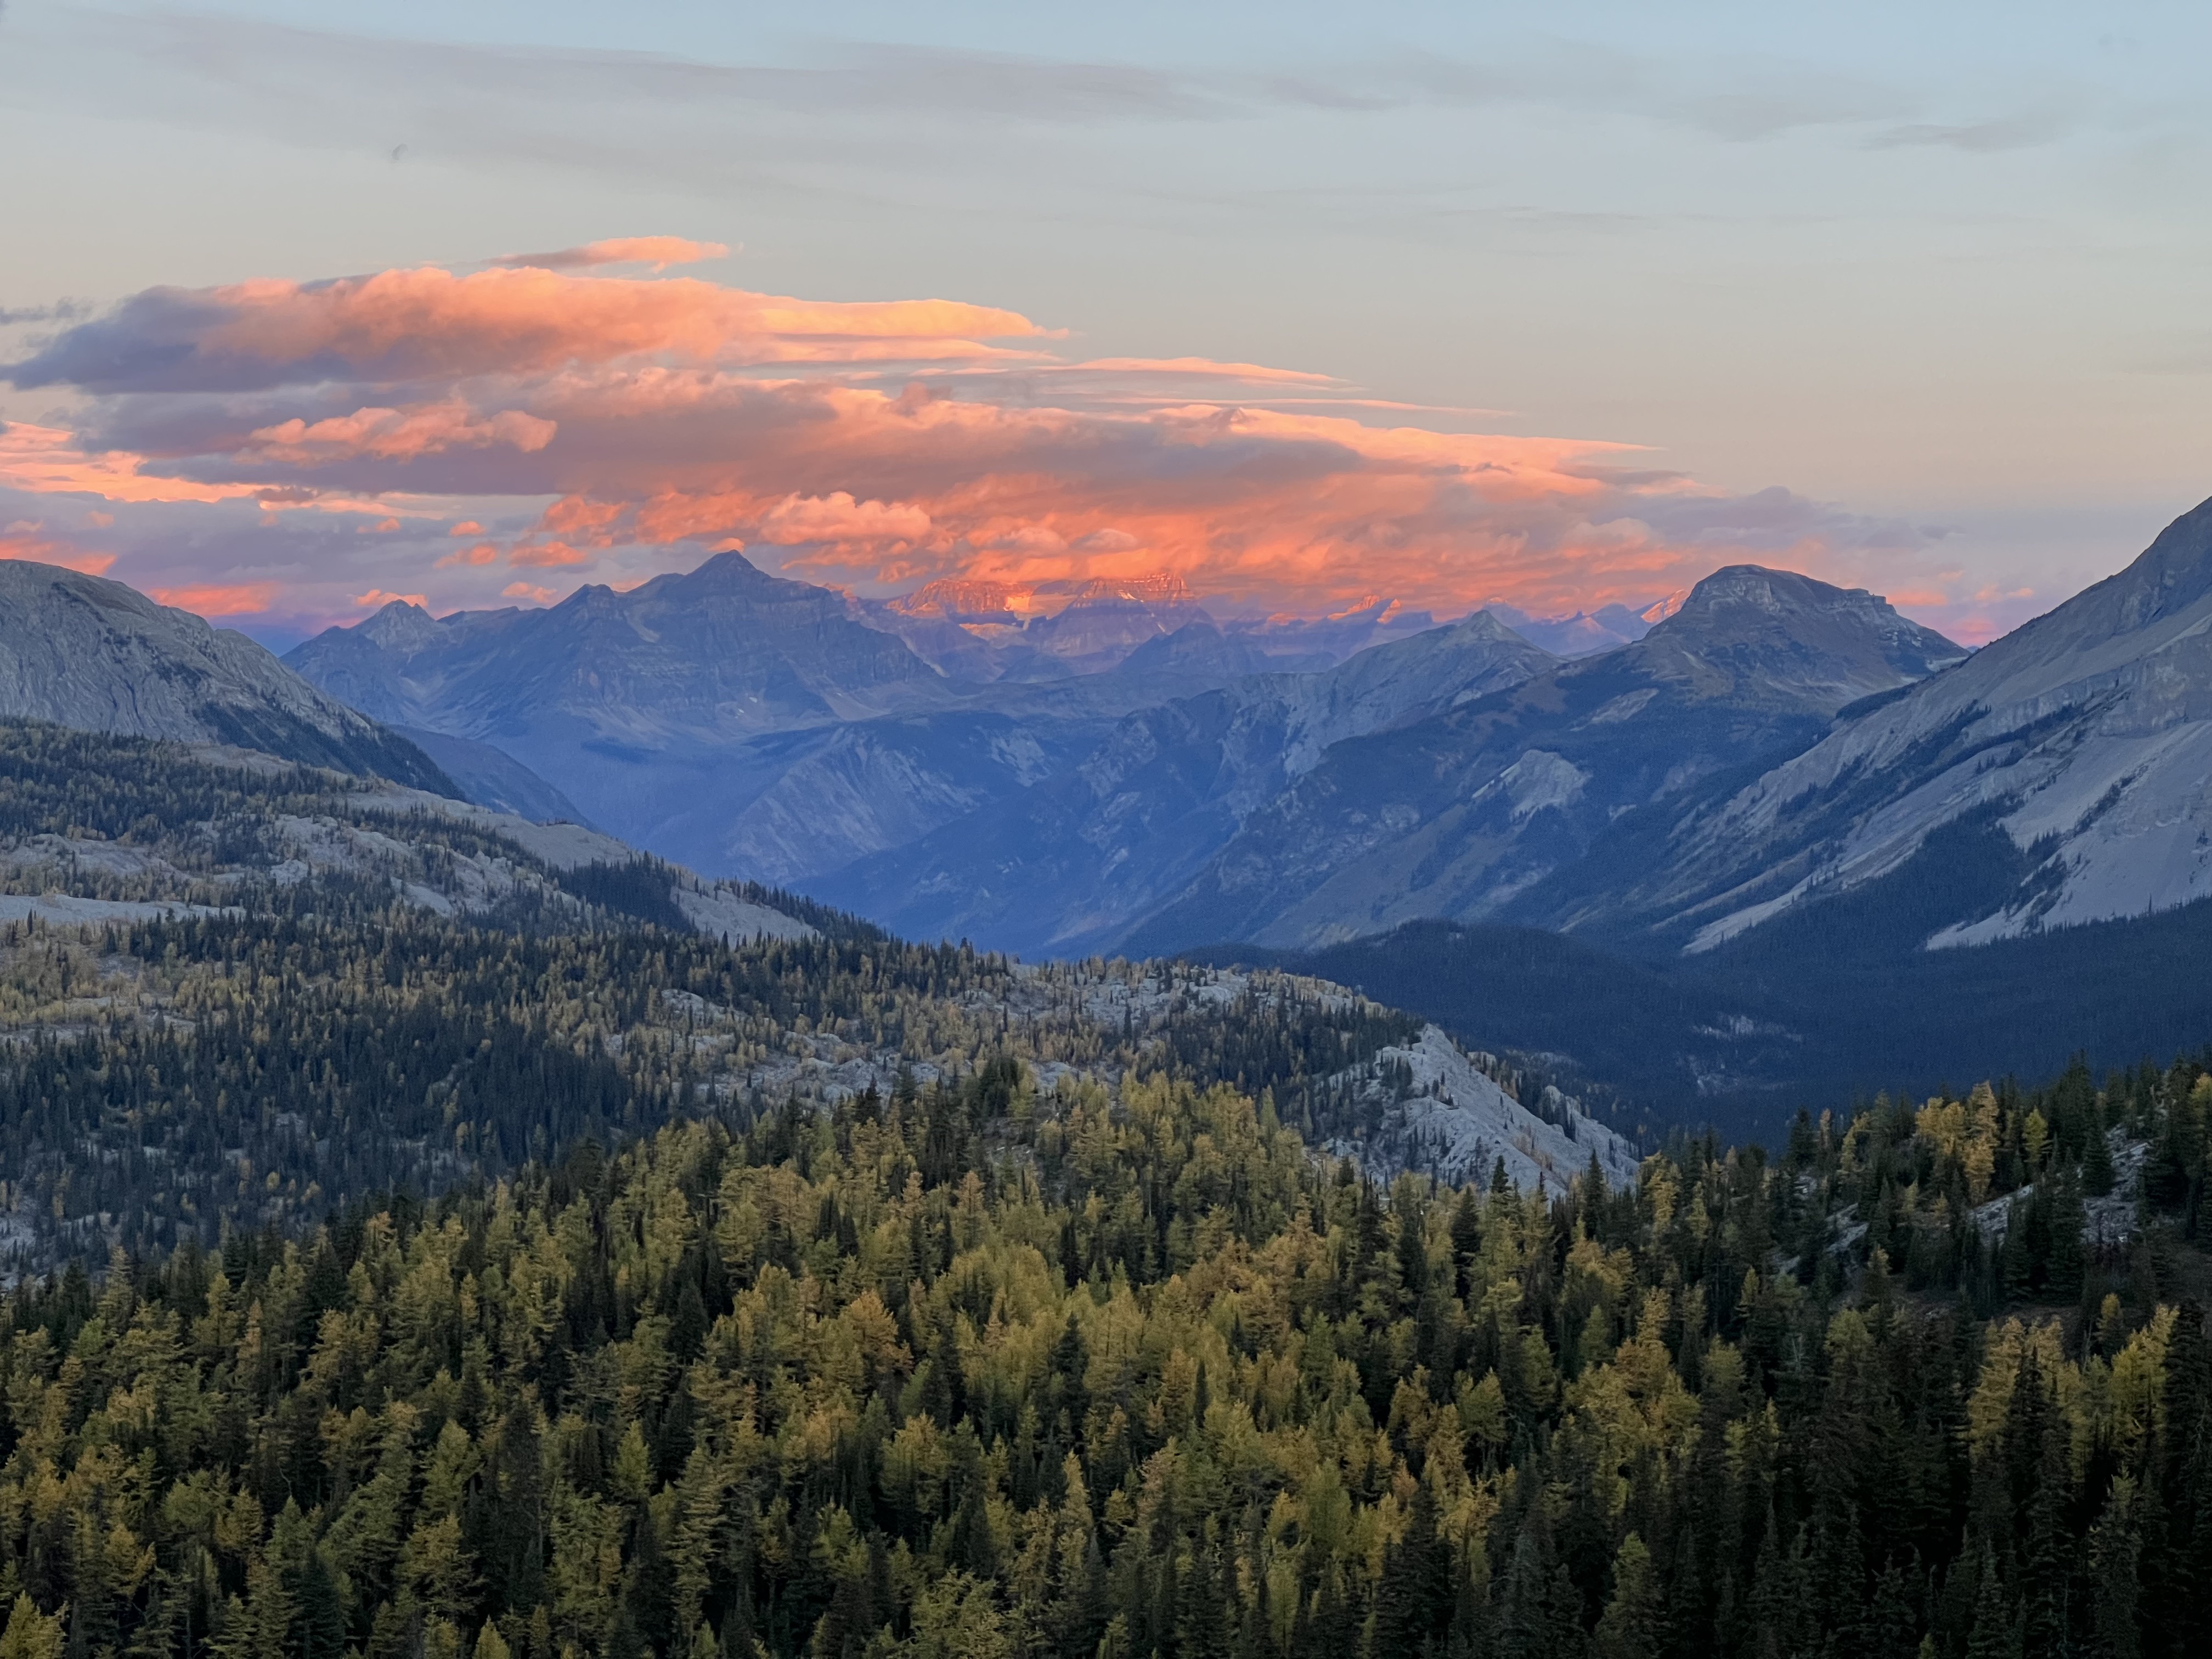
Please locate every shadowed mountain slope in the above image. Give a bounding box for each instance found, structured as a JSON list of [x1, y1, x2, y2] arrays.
[[1123, 566, 1966, 954], [809, 611, 1561, 955]]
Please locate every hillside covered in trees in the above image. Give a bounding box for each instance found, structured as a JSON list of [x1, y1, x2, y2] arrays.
[[0, 1049, 2205, 1659], [0, 720, 1452, 1269]]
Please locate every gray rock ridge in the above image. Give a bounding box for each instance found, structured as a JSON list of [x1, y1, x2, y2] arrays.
[[1617, 495, 2212, 951], [0, 559, 456, 793], [1116, 565, 1965, 955]]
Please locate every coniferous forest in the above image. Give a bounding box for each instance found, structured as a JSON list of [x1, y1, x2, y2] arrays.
[[0, 1054, 2208, 1659], [2, 725, 2211, 1658]]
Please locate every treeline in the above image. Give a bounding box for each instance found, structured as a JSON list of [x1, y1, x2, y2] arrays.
[[0, 1053, 2209, 1659], [0, 901, 1420, 1269]]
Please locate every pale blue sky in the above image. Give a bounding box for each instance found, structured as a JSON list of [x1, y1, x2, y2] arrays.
[[3, 0, 2209, 637]]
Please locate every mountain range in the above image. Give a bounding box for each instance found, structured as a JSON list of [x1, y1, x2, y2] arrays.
[[10, 491, 2212, 1127], [814, 609, 1561, 955], [282, 554, 1435, 882], [1117, 564, 1970, 954]]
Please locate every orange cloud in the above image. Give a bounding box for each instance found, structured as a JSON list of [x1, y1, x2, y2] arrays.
[[0, 533, 117, 575], [510, 384, 1683, 612], [354, 588, 428, 609], [9, 266, 1052, 393], [754, 491, 932, 547], [0, 422, 259, 504], [4, 250, 1932, 625], [509, 539, 590, 568], [503, 581, 558, 605], [244, 401, 556, 463], [1062, 357, 1340, 386], [150, 582, 282, 616]]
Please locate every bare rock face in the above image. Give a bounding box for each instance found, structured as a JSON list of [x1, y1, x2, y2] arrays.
[[1637, 495, 2212, 951], [0, 558, 455, 791]]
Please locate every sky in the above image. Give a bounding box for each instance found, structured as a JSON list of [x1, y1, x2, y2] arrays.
[[2, 1, 2209, 650]]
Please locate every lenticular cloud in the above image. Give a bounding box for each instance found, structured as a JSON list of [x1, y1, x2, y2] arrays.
[[0, 249, 1918, 624]]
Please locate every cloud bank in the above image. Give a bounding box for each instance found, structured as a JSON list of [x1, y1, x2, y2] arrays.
[[0, 250, 1944, 636]]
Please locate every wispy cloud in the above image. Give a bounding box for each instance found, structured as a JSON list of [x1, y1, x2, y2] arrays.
[[1865, 109, 2075, 152], [487, 238, 730, 272], [26, 7, 2087, 184]]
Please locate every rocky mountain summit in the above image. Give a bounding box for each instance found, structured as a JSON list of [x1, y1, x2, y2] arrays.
[[1620, 495, 2212, 951]]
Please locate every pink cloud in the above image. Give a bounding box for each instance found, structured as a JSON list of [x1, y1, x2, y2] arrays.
[[0, 421, 260, 504], [509, 539, 590, 568], [150, 582, 282, 616], [1, 249, 1934, 625], [1062, 357, 1339, 386], [354, 588, 429, 609], [503, 581, 558, 605], [243, 401, 556, 463], [8, 266, 1053, 393], [754, 490, 933, 546]]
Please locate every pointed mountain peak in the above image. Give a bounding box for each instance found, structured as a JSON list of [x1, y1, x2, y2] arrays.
[[356, 599, 444, 652], [1448, 608, 1559, 652], [663, 549, 780, 596]]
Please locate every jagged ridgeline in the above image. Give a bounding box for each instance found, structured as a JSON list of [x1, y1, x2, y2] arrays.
[[0, 720, 1434, 1268], [0, 1046, 2208, 1659]]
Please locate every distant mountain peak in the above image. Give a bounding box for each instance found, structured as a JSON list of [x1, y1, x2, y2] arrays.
[[1634, 563, 1965, 707], [888, 578, 1022, 621], [679, 549, 777, 588], [1066, 571, 1193, 610], [357, 599, 445, 653], [1663, 563, 1865, 618]]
